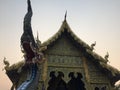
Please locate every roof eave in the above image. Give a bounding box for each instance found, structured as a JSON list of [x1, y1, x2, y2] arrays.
[[41, 20, 91, 51]]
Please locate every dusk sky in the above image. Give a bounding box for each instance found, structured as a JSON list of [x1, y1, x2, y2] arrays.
[[0, 0, 120, 89]]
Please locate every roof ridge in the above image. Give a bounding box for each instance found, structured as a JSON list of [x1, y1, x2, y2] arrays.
[[41, 20, 91, 50]]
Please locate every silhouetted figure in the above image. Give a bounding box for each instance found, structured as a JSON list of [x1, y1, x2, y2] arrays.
[[67, 72, 77, 90], [47, 71, 57, 90], [76, 73, 86, 90], [56, 71, 68, 90]]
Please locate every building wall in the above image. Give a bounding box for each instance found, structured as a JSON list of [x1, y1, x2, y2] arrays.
[[15, 34, 114, 90], [41, 34, 113, 90], [43, 34, 86, 89], [86, 58, 112, 90]]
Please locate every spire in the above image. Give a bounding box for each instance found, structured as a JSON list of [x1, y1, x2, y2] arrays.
[[64, 10, 67, 21]]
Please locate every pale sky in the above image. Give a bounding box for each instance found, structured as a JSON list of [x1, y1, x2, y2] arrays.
[[0, 0, 120, 89]]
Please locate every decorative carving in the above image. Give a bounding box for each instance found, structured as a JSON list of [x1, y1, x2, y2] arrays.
[[67, 72, 86, 90], [47, 71, 66, 90], [91, 83, 109, 90], [87, 60, 109, 84], [47, 71, 86, 90], [47, 55, 83, 67], [3, 57, 10, 71], [86, 60, 99, 72], [90, 41, 96, 51], [104, 52, 109, 63], [17, 0, 45, 90], [47, 67, 85, 83], [46, 35, 81, 56], [67, 72, 77, 90]]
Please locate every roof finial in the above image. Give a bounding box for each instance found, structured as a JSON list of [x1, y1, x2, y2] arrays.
[[37, 31, 39, 40], [64, 10, 67, 21], [36, 31, 41, 48]]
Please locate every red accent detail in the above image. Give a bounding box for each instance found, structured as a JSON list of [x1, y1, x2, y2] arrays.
[[23, 42, 35, 62]]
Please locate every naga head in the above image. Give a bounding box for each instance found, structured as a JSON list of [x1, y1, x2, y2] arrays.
[[21, 0, 38, 63]]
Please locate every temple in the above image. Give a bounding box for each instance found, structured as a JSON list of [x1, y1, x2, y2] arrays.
[[4, 0, 120, 90]]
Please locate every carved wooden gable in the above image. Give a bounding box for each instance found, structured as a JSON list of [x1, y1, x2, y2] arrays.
[[86, 59, 111, 89], [41, 20, 115, 90], [42, 30, 88, 89], [46, 32, 81, 56]]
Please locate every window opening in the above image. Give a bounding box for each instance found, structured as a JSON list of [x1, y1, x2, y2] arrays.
[[95, 87, 99, 90], [47, 71, 57, 90], [67, 72, 77, 90]]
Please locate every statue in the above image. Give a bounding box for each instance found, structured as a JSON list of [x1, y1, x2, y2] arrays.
[[17, 0, 45, 90], [20, 0, 42, 64], [21, 0, 35, 47]]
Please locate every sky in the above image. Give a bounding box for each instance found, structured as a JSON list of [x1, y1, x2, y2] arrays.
[[0, 0, 120, 89]]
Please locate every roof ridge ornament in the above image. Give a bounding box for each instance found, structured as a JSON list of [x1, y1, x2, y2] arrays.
[[104, 52, 110, 63], [64, 10, 67, 21], [90, 41, 96, 51]]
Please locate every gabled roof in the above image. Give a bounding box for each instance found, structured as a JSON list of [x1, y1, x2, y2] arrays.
[[41, 19, 120, 84], [40, 19, 114, 64], [41, 20, 91, 50], [5, 19, 120, 85]]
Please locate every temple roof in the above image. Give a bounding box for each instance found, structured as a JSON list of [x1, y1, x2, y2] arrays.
[[41, 19, 120, 82], [5, 19, 120, 85], [41, 20, 91, 50]]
